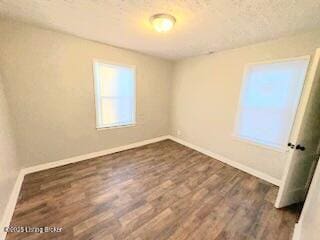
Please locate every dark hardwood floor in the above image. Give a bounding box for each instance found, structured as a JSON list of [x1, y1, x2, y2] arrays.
[[6, 140, 300, 240]]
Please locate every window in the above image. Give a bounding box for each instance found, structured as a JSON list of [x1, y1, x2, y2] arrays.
[[234, 57, 309, 150], [93, 61, 136, 129]]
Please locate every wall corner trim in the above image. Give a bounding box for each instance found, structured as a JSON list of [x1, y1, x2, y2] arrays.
[[0, 170, 25, 240], [168, 135, 282, 186]]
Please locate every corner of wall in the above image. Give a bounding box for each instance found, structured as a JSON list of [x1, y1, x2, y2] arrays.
[[0, 73, 22, 240]]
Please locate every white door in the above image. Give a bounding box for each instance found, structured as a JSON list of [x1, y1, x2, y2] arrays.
[[275, 48, 320, 208]]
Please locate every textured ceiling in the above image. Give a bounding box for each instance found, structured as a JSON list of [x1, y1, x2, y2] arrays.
[[0, 0, 320, 60]]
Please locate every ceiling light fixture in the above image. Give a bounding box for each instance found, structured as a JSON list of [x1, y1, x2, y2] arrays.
[[150, 13, 176, 33]]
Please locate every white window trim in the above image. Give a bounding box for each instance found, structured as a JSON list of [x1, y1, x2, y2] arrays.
[[232, 55, 310, 152], [92, 59, 137, 130]]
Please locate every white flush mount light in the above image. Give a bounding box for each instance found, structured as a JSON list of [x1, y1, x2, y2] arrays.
[[150, 13, 176, 33]]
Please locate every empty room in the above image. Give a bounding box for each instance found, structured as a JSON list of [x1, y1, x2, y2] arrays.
[[1, 1, 320, 240]]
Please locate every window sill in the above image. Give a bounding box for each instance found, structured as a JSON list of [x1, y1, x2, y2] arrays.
[[232, 134, 287, 153], [96, 123, 136, 131]]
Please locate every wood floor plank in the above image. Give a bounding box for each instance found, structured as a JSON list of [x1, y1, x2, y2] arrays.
[[6, 140, 300, 240]]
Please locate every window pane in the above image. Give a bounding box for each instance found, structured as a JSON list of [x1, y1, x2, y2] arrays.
[[97, 64, 135, 97], [99, 65, 118, 97], [94, 61, 135, 128], [236, 58, 309, 149], [101, 98, 134, 126]]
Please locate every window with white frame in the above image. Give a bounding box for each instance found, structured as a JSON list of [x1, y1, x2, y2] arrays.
[[93, 61, 136, 129], [234, 57, 309, 150]]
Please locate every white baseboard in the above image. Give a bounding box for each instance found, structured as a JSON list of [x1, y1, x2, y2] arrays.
[[22, 135, 170, 175], [0, 170, 25, 240], [292, 223, 302, 240], [168, 135, 281, 186], [0, 135, 169, 240], [1, 134, 281, 240]]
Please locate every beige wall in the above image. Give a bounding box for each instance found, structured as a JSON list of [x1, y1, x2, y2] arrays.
[[0, 19, 173, 167], [0, 77, 20, 220], [171, 30, 320, 180]]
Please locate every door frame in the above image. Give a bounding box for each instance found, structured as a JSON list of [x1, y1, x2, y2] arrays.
[[292, 158, 320, 240]]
